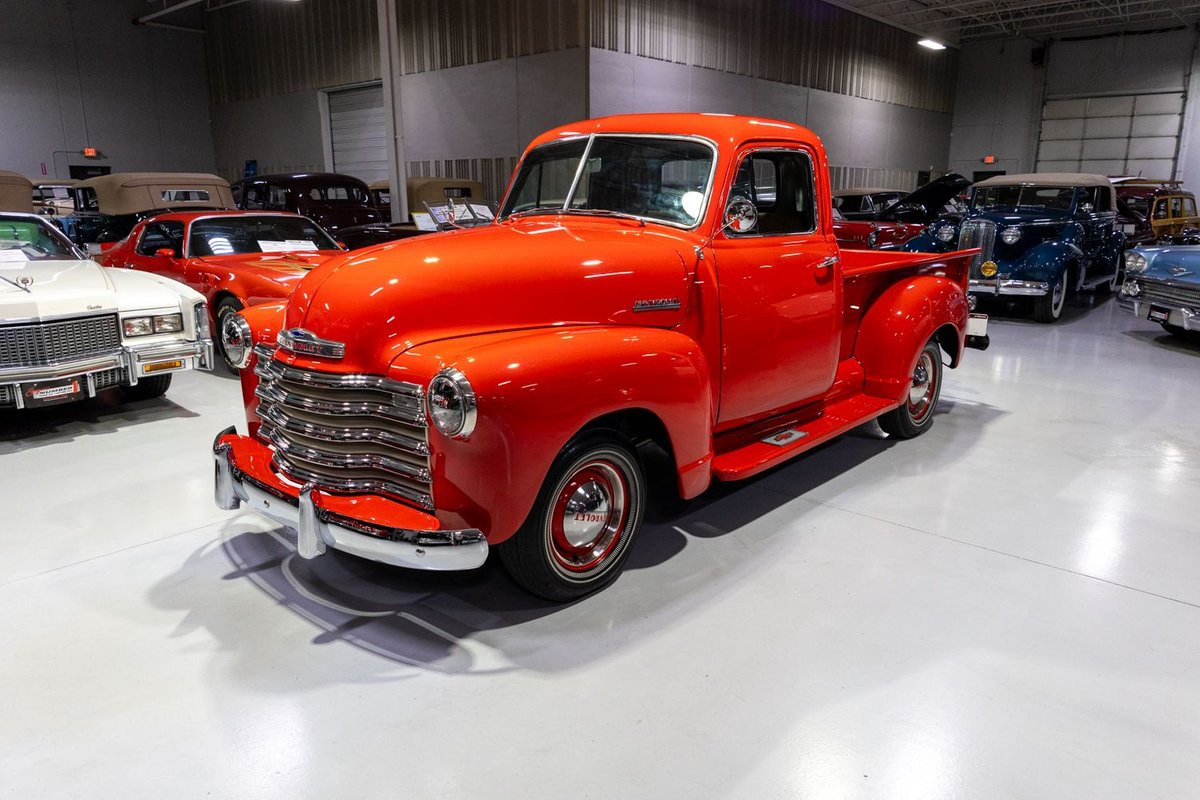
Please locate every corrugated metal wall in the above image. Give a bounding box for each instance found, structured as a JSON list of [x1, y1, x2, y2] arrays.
[[206, 0, 380, 105], [590, 0, 956, 114]]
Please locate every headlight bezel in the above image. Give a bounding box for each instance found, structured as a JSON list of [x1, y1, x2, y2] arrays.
[[427, 368, 477, 440], [1000, 226, 1022, 245], [1124, 251, 1149, 274], [220, 312, 254, 369], [122, 313, 184, 338], [935, 223, 956, 243]]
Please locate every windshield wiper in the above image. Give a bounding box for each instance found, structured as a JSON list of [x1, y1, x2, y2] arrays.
[[559, 208, 646, 224], [505, 207, 564, 220], [0, 273, 31, 293]]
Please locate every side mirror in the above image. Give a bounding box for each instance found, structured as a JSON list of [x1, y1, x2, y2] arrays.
[[724, 196, 758, 234], [336, 240, 347, 250], [1080, 202, 1095, 215], [154, 247, 176, 258]]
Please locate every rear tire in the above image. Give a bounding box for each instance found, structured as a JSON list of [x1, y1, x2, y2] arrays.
[[878, 340, 942, 439], [215, 297, 246, 371], [1033, 267, 1068, 323], [120, 374, 172, 402], [498, 431, 646, 602]]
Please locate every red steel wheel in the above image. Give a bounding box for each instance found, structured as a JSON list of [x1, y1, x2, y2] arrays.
[[878, 339, 943, 439]]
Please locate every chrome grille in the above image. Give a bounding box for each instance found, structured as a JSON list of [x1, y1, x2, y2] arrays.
[[0, 384, 12, 407], [93, 367, 127, 391], [1140, 280, 1200, 308], [0, 315, 121, 369], [959, 219, 997, 279], [253, 347, 433, 510]]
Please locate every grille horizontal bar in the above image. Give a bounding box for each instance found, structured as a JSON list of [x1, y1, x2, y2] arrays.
[[1140, 281, 1200, 308]]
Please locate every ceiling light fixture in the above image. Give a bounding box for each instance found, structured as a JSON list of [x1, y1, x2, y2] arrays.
[[918, 38, 946, 50]]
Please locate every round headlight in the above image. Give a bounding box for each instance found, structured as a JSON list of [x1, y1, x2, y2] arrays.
[[935, 224, 956, 243], [1120, 279, 1141, 297], [427, 368, 476, 439], [866, 229, 880, 249], [1124, 251, 1148, 274], [220, 313, 253, 369], [1000, 226, 1021, 245]]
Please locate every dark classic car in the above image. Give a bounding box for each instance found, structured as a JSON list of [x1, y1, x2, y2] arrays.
[[832, 187, 905, 220], [1119, 244, 1200, 336], [832, 173, 969, 250], [62, 172, 235, 251], [1112, 178, 1200, 248], [232, 173, 381, 234], [905, 173, 1124, 322]]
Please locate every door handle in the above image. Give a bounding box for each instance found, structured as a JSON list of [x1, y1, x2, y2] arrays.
[[815, 255, 839, 275]]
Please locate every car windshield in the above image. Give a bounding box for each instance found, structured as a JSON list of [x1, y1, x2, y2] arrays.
[[0, 215, 78, 260], [972, 185, 1079, 212], [499, 135, 715, 227], [188, 215, 339, 256]]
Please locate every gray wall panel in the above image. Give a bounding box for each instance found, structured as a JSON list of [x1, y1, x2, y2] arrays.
[[211, 90, 327, 179]]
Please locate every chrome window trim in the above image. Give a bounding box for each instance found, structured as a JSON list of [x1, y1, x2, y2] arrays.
[[498, 132, 720, 231], [719, 146, 821, 240]]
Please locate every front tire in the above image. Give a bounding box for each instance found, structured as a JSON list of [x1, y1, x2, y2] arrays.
[[1033, 267, 1068, 323], [120, 374, 172, 402], [878, 340, 942, 439], [215, 296, 246, 371], [498, 431, 646, 602]]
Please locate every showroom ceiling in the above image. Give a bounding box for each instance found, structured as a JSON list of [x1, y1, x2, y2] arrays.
[[830, 0, 1200, 44]]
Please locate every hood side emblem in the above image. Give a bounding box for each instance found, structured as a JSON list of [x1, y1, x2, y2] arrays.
[[277, 328, 346, 360], [1170, 266, 1192, 277], [633, 298, 681, 313]]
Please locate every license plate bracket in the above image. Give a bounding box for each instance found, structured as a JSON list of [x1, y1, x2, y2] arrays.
[[1148, 305, 1171, 323]]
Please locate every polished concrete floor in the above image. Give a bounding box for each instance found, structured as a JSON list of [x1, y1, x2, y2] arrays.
[[2, 295, 1199, 799]]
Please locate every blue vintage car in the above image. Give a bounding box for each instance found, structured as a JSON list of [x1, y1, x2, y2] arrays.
[[905, 173, 1125, 322], [1119, 241, 1200, 336]]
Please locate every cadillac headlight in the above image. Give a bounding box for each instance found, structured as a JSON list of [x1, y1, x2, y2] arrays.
[[1124, 252, 1149, 274], [427, 368, 477, 439], [1000, 227, 1021, 245], [935, 224, 956, 243], [154, 314, 183, 333], [220, 313, 253, 369], [123, 316, 153, 337]]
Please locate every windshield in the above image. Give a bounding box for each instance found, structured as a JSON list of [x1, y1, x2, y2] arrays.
[[972, 185, 1080, 212], [188, 215, 339, 256], [0, 215, 79, 260], [499, 135, 715, 227]]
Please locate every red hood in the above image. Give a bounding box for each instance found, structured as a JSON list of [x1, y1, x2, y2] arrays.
[[197, 250, 338, 274], [283, 218, 696, 373]]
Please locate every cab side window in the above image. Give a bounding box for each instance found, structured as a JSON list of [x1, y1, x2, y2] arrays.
[[244, 185, 266, 210], [727, 150, 817, 236], [266, 185, 288, 210], [135, 221, 184, 257]]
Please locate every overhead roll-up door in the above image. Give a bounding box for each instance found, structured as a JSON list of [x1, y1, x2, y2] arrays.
[[328, 84, 387, 183], [1036, 92, 1185, 178]]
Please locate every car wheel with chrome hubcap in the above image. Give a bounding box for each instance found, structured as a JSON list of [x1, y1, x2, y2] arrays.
[[499, 432, 645, 601], [1033, 267, 1067, 322], [878, 340, 942, 439], [215, 296, 247, 371]]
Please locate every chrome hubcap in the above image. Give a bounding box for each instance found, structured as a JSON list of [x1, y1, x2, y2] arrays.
[[561, 479, 612, 548]]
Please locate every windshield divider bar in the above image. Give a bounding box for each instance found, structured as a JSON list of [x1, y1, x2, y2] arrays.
[[562, 135, 596, 212]]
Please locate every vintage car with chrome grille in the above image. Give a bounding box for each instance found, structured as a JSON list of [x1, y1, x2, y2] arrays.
[[905, 173, 1124, 322], [0, 210, 212, 409], [96, 211, 345, 369], [1119, 244, 1200, 336], [212, 113, 987, 601]]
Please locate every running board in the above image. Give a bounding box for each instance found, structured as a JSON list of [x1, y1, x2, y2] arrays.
[[711, 393, 896, 481]]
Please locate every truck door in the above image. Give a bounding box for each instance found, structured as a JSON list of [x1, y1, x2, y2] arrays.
[[710, 147, 841, 426]]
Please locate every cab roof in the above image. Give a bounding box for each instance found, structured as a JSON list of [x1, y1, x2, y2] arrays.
[[528, 113, 818, 151]]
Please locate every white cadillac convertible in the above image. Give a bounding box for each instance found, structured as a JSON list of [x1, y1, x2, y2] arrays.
[[1, 173, 212, 409]]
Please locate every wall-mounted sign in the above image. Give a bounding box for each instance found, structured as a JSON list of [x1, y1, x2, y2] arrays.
[[82, 147, 100, 159], [244, 160, 258, 177], [982, 154, 997, 165]]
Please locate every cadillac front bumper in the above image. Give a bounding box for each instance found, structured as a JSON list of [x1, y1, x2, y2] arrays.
[[969, 278, 1050, 297], [213, 429, 489, 571]]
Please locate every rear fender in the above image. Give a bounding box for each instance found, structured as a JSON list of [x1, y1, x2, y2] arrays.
[[393, 326, 714, 542], [854, 275, 968, 402]]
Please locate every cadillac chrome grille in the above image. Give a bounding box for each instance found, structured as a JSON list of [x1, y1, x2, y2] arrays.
[[1140, 280, 1200, 308], [253, 347, 433, 510], [0, 314, 121, 369], [958, 220, 997, 280], [0, 384, 12, 407]]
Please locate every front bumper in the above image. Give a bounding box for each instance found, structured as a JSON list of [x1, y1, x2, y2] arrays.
[[1118, 296, 1200, 331], [0, 338, 213, 408], [213, 429, 488, 571], [969, 278, 1050, 297]]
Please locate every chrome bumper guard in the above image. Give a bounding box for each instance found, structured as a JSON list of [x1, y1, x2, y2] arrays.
[[0, 338, 213, 407], [1120, 298, 1200, 331], [213, 440, 488, 571], [969, 278, 1050, 297]]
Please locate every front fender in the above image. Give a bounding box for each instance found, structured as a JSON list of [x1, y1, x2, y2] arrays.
[[392, 326, 714, 542], [1009, 241, 1084, 284], [903, 232, 952, 253], [854, 275, 968, 401]]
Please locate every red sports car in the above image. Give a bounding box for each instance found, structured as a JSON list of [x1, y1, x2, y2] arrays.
[[98, 211, 346, 367]]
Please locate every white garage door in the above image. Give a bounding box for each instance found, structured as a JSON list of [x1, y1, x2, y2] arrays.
[[1036, 93, 1184, 178], [328, 84, 388, 183]]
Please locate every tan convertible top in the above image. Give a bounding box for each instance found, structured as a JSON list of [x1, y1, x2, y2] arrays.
[[0, 170, 34, 213], [976, 172, 1112, 189], [77, 172, 234, 214]]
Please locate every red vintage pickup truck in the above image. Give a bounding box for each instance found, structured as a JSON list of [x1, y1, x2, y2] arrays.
[[213, 113, 987, 601]]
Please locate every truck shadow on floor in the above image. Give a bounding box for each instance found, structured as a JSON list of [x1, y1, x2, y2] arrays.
[[194, 397, 1004, 678]]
